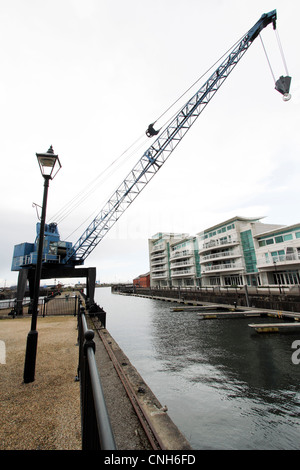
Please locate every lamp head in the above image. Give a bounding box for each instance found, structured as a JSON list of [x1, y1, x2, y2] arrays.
[[36, 145, 61, 179]]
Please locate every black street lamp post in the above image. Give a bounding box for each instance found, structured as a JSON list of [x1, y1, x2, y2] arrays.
[[23, 146, 61, 384]]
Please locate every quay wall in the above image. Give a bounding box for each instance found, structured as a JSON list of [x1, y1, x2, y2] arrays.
[[112, 286, 300, 314]]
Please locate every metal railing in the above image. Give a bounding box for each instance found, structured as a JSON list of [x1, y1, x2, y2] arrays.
[[203, 262, 243, 272], [12, 253, 61, 269], [257, 253, 300, 266], [77, 304, 116, 450]]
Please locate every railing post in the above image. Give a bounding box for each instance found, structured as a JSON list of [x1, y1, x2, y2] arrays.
[[81, 329, 101, 450]]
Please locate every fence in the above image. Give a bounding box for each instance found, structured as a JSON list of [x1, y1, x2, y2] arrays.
[[3, 294, 80, 317], [76, 303, 116, 450], [43, 295, 79, 316]]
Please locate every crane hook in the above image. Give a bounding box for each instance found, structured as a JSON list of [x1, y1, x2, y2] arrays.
[[146, 122, 160, 138], [275, 75, 292, 101]]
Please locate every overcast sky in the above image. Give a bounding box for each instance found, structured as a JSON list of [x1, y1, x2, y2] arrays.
[[1, 0, 299, 286]]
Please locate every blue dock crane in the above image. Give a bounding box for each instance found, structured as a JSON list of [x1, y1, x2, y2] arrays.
[[11, 10, 291, 313]]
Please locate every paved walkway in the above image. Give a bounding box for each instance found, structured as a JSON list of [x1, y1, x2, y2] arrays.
[[0, 315, 81, 450]]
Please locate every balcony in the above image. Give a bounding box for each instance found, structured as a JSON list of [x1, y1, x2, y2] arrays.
[[152, 272, 167, 279], [202, 262, 243, 273], [171, 268, 196, 278], [151, 245, 165, 254], [152, 265, 167, 273], [151, 253, 166, 261], [201, 250, 241, 263], [257, 253, 300, 268], [151, 260, 166, 267], [170, 260, 194, 269], [199, 238, 239, 253], [170, 250, 194, 260]]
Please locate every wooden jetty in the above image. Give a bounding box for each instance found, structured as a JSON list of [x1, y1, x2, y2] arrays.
[[197, 311, 263, 320], [171, 305, 222, 312], [133, 292, 300, 329], [171, 304, 267, 319], [248, 322, 300, 334]]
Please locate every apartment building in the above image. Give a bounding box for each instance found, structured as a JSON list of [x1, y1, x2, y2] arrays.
[[148, 217, 300, 289], [255, 223, 300, 287], [198, 216, 283, 287], [148, 232, 189, 287], [169, 236, 201, 287]]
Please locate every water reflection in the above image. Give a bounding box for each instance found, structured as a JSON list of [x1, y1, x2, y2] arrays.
[[95, 288, 300, 449]]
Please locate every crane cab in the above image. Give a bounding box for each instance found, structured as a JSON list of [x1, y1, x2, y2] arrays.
[[11, 222, 75, 271]]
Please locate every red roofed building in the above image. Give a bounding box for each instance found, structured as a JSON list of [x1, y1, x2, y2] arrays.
[[133, 272, 150, 288]]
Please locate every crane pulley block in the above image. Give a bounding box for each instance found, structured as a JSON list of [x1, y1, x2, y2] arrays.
[[146, 122, 160, 138], [275, 76, 292, 101]]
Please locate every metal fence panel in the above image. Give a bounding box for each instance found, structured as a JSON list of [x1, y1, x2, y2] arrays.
[[43, 295, 78, 316]]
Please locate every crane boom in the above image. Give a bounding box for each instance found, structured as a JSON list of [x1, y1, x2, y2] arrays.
[[65, 10, 277, 264]]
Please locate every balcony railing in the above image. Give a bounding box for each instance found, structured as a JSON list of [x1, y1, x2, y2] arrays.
[[201, 250, 241, 262], [171, 268, 195, 277], [12, 253, 61, 269], [151, 246, 165, 254], [151, 259, 167, 266], [200, 238, 239, 252], [152, 272, 167, 279], [170, 250, 194, 259], [170, 260, 194, 269], [257, 253, 300, 267], [152, 265, 167, 273], [202, 262, 243, 273], [150, 253, 166, 261]]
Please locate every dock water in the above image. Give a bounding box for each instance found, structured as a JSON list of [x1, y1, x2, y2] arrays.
[[129, 291, 300, 334]]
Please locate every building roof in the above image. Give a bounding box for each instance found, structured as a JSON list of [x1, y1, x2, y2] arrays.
[[133, 272, 150, 280], [253, 222, 300, 239], [196, 216, 265, 235]]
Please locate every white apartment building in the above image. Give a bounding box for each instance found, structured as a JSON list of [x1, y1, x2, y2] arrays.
[[149, 232, 189, 288], [148, 217, 300, 289], [169, 236, 200, 288], [255, 223, 300, 288], [198, 216, 283, 287]]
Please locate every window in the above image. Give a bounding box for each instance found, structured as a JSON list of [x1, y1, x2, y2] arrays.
[[224, 275, 242, 286], [275, 236, 283, 243], [240, 230, 257, 273], [266, 239, 274, 245], [284, 234, 293, 241], [259, 240, 266, 247], [271, 250, 285, 257], [274, 270, 300, 285]]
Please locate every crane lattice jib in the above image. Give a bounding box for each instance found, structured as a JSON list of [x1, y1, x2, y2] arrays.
[[66, 10, 276, 264]]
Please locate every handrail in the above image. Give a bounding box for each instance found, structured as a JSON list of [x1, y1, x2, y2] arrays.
[[78, 305, 116, 450]]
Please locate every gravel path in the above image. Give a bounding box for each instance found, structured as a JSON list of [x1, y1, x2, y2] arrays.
[[0, 316, 81, 450]]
